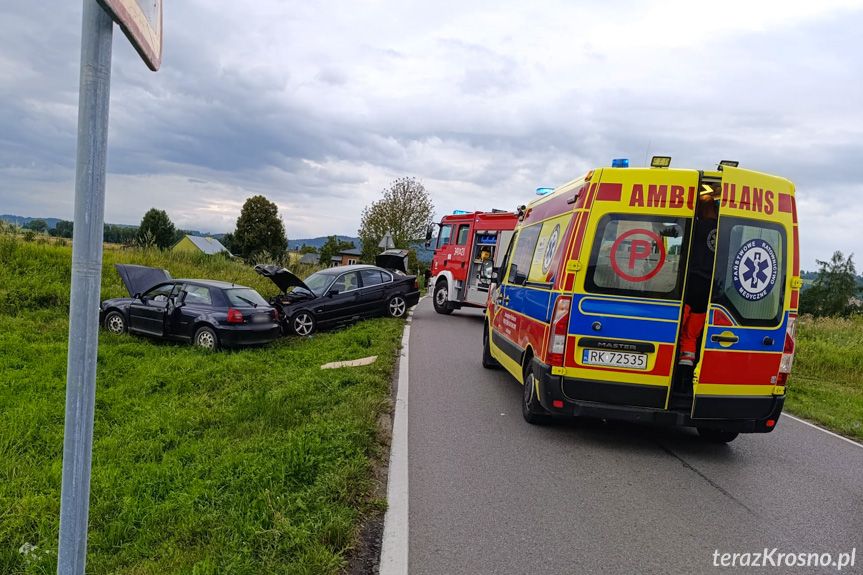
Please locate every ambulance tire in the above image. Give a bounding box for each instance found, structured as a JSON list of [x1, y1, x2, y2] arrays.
[[482, 323, 498, 369], [522, 359, 550, 425], [433, 281, 453, 315], [696, 428, 739, 443]]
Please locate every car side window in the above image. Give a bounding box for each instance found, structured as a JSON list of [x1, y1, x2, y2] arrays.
[[456, 224, 470, 246], [184, 284, 213, 305], [360, 269, 384, 287], [437, 225, 453, 248], [332, 271, 360, 293], [143, 283, 175, 302]]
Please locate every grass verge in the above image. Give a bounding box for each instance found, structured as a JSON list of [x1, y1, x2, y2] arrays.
[[785, 315, 863, 442], [0, 236, 403, 574]]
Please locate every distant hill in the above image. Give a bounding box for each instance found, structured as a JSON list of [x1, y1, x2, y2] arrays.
[[1, 215, 63, 229]]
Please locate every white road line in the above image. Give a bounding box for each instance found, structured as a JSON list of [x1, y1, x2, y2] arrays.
[[379, 309, 412, 575], [785, 414, 863, 450]]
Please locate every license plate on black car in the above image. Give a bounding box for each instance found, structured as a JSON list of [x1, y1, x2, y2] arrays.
[[251, 314, 270, 323], [582, 349, 647, 370]]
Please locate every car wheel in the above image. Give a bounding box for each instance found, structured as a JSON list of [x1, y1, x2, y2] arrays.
[[103, 310, 126, 335], [697, 428, 739, 443], [388, 294, 408, 318], [291, 311, 316, 336], [522, 359, 549, 424], [482, 323, 498, 369], [194, 326, 219, 350], [433, 281, 453, 315]]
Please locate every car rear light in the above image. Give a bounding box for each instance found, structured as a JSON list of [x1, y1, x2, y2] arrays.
[[227, 309, 244, 323], [546, 296, 571, 367], [414, 280, 419, 289], [272, 308, 278, 321], [776, 314, 796, 386]]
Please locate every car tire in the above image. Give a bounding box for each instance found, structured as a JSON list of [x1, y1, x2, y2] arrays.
[[482, 323, 498, 369], [522, 359, 549, 424], [193, 326, 219, 350], [103, 310, 126, 335], [291, 311, 316, 336], [388, 294, 408, 318], [433, 281, 453, 315], [697, 428, 739, 443]]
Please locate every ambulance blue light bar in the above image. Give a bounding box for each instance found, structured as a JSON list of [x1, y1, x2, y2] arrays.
[[453, 210, 470, 214], [536, 187, 554, 195], [612, 158, 629, 168]]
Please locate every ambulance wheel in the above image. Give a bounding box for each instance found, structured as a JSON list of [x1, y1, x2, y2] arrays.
[[433, 282, 453, 315], [482, 323, 498, 369], [697, 428, 739, 443], [522, 360, 549, 424]]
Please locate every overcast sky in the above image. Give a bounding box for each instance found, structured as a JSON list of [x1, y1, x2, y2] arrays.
[[1, 0, 862, 268]]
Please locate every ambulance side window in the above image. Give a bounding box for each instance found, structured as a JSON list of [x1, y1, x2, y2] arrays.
[[586, 214, 689, 300], [711, 217, 786, 326], [437, 225, 453, 248], [456, 225, 470, 246], [508, 224, 542, 285]]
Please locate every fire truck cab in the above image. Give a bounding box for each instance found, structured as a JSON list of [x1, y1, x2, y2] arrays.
[[428, 210, 518, 314]]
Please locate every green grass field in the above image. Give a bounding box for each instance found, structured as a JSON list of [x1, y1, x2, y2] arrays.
[[0, 236, 403, 574], [785, 315, 863, 441]]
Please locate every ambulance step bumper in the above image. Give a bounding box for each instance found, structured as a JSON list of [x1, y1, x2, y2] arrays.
[[533, 360, 785, 434]]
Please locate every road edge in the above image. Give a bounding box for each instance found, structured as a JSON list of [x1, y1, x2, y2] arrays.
[[379, 306, 412, 574]]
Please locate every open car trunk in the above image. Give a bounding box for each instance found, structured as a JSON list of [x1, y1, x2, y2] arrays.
[[375, 249, 410, 273]]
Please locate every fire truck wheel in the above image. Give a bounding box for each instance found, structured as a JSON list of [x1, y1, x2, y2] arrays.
[[696, 428, 739, 443], [522, 360, 549, 424], [291, 311, 316, 336], [388, 295, 408, 318], [433, 282, 453, 315], [482, 323, 498, 369]]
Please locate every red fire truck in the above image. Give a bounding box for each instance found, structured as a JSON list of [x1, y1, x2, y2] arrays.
[[427, 210, 518, 314]]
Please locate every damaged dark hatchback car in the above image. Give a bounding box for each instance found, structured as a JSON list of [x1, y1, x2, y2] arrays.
[[255, 251, 420, 336], [100, 264, 281, 350]]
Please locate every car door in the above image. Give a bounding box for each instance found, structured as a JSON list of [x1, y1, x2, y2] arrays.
[[357, 269, 389, 316], [692, 167, 795, 419], [128, 282, 178, 336], [314, 271, 363, 326], [168, 283, 214, 339]]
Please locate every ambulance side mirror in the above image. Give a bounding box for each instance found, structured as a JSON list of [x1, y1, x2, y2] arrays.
[[508, 264, 526, 285]]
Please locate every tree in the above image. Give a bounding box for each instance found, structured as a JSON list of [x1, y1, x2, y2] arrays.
[[319, 235, 356, 265], [27, 219, 48, 233], [358, 177, 435, 262], [233, 195, 287, 259], [799, 251, 862, 317], [137, 208, 176, 249], [55, 220, 73, 238], [300, 244, 318, 254]]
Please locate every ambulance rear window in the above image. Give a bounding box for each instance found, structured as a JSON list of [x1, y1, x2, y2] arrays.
[[711, 217, 786, 326], [586, 214, 689, 300]]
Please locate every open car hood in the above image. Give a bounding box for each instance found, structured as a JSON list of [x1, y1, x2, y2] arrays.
[[254, 264, 313, 294], [114, 264, 172, 297], [375, 249, 410, 273]]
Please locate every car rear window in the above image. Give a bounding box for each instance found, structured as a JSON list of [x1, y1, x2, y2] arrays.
[[586, 214, 689, 300], [711, 216, 786, 326], [225, 288, 268, 308]]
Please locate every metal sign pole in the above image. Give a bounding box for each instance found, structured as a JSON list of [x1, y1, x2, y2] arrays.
[[57, 1, 113, 573]]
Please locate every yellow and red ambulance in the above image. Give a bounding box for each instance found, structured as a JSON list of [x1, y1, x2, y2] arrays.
[[484, 158, 800, 442]]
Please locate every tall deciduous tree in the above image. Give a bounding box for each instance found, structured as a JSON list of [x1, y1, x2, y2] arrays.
[[27, 219, 48, 233], [799, 251, 862, 317], [137, 208, 176, 249], [358, 177, 435, 262], [234, 195, 287, 259]]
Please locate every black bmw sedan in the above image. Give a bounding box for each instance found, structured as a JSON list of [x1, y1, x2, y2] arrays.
[[255, 261, 420, 336], [100, 264, 281, 350]]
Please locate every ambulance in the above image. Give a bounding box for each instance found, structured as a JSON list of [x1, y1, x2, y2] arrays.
[[427, 210, 518, 314], [483, 158, 800, 442]]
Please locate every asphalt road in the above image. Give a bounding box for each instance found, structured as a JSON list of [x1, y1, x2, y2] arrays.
[[407, 298, 863, 574]]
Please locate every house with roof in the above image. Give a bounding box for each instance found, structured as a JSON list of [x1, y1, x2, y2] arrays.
[[332, 248, 362, 267], [299, 252, 320, 265], [172, 235, 231, 256]]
